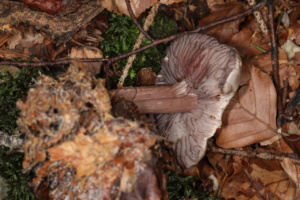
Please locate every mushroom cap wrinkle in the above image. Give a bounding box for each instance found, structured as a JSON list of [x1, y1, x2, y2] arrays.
[[156, 33, 242, 168]]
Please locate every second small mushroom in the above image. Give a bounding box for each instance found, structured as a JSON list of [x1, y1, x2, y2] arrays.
[[110, 33, 242, 168]]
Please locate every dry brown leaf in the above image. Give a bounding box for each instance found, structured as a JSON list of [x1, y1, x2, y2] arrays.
[[290, 21, 300, 45], [198, 2, 272, 58], [7, 33, 44, 49], [205, 0, 238, 9], [248, 163, 295, 199], [216, 63, 277, 148], [0, 47, 39, 61], [68, 46, 103, 76], [281, 157, 300, 198], [0, 32, 12, 47], [208, 154, 297, 200], [101, 0, 157, 17], [252, 49, 300, 91], [101, 0, 185, 17], [198, 2, 245, 44]]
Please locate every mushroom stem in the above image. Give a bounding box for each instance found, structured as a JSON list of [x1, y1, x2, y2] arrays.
[[109, 81, 198, 113]]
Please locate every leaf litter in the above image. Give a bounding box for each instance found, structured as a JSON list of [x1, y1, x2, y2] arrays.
[[0, 0, 300, 199]]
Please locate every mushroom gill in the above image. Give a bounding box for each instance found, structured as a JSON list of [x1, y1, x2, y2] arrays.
[[155, 33, 242, 168]]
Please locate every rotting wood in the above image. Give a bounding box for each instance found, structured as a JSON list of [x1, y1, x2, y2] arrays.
[[0, 0, 104, 45]]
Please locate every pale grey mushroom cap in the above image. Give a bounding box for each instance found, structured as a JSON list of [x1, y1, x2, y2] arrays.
[[156, 33, 242, 168]]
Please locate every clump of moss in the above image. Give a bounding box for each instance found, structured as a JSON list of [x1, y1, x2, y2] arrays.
[[0, 147, 36, 200], [100, 12, 177, 87], [167, 171, 219, 200], [0, 65, 39, 133], [0, 63, 39, 200], [148, 12, 178, 39]]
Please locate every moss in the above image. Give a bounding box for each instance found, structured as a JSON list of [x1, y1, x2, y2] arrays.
[[148, 12, 178, 39], [0, 62, 39, 200], [100, 12, 177, 87], [0, 147, 36, 200], [167, 171, 220, 200], [0, 65, 39, 133]]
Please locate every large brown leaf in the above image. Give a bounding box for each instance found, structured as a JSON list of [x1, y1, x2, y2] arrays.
[[216, 63, 278, 148]]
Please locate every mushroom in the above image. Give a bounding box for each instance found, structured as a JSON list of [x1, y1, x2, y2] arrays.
[[110, 33, 242, 168]]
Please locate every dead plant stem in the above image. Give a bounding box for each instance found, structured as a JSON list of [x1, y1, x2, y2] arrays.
[[207, 142, 300, 165], [267, 0, 284, 127]]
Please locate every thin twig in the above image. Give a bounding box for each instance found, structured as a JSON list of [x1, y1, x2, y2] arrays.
[[0, 1, 267, 68], [267, 0, 284, 127], [105, 61, 112, 89], [125, 0, 154, 42], [207, 141, 300, 165]]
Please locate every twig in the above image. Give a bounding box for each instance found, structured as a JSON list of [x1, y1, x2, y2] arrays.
[[207, 141, 300, 165], [118, 3, 159, 86], [267, 0, 284, 127], [247, 0, 269, 36], [0, 1, 267, 68], [105, 61, 112, 89], [0, 131, 24, 149], [125, 0, 154, 42]]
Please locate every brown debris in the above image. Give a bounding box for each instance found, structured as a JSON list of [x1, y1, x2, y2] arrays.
[[17, 62, 165, 199]]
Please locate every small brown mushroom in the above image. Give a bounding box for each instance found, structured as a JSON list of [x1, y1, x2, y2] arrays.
[[111, 33, 242, 168]]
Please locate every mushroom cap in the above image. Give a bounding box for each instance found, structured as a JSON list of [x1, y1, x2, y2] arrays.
[[156, 33, 242, 168]]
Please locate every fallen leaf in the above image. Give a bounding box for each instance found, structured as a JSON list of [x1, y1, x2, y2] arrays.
[[281, 158, 300, 196], [198, 2, 245, 44], [251, 49, 300, 91], [208, 154, 297, 200], [7, 33, 44, 49], [101, 0, 157, 17], [68, 46, 103, 76], [216, 63, 278, 148]]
